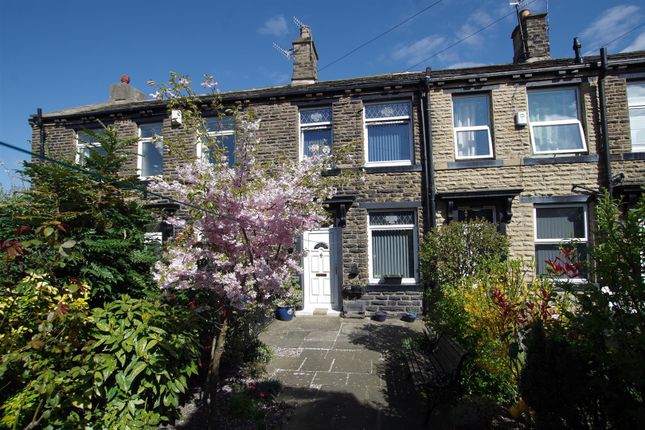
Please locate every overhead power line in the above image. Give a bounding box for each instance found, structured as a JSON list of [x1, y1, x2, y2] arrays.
[[587, 21, 645, 53], [405, 0, 539, 71], [319, 0, 444, 72], [0, 140, 222, 217]]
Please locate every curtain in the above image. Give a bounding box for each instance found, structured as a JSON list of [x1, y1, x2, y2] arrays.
[[372, 229, 413, 278], [367, 122, 410, 162], [303, 128, 332, 157], [536, 207, 585, 239], [529, 89, 578, 122], [453, 95, 489, 127], [536, 244, 587, 275]]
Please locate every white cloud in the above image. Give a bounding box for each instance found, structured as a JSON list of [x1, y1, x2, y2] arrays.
[[622, 32, 645, 52], [258, 15, 288, 37], [458, 10, 494, 47], [581, 5, 642, 53], [447, 61, 487, 69], [391, 35, 446, 66]]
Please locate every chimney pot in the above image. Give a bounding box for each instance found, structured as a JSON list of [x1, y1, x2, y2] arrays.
[[120, 75, 130, 84], [519, 8, 530, 20]]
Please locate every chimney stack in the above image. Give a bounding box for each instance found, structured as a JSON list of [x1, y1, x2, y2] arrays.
[[109, 75, 147, 103], [291, 25, 318, 86], [511, 9, 551, 64]]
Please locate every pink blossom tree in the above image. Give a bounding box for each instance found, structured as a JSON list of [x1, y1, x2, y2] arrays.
[[148, 74, 337, 394]]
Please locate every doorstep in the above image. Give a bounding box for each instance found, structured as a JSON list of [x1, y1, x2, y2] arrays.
[[296, 308, 341, 317]]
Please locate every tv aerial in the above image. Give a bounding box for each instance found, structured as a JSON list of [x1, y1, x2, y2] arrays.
[[293, 16, 309, 30], [272, 42, 293, 60]]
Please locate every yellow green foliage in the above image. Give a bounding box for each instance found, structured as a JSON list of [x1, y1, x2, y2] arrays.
[[0, 272, 90, 354]]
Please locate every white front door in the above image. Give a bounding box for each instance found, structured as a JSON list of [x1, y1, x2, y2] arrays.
[[303, 229, 333, 310]]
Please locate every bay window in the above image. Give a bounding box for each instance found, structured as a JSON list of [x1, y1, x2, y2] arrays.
[[528, 88, 587, 154]]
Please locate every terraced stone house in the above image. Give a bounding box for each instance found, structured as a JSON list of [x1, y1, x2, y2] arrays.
[[30, 10, 644, 316]]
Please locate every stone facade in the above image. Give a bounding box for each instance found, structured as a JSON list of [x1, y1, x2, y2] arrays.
[[28, 20, 644, 318]]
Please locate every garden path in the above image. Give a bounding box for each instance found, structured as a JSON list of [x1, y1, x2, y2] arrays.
[[260, 316, 454, 429]]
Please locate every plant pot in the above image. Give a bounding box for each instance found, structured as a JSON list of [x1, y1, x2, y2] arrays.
[[276, 306, 295, 321], [382, 275, 402, 285], [372, 310, 387, 322], [401, 313, 417, 322]]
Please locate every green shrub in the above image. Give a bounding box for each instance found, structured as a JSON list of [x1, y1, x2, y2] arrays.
[[0, 273, 93, 429], [420, 220, 509, 288], [0, 294, 201, 429], [520, 192, 645, 428], [88, 296, 201, 429]]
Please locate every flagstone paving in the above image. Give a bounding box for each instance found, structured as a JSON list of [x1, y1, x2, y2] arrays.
[[260, 316, 453, 429]]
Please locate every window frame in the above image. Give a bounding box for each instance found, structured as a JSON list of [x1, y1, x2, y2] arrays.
[[627, 81, 645, 152], [197, 117, 236, 166], [528, 87, 587, 155], [363, 100, 413, 167], [367, 210, 418, 284], [299, 107, 333, 161], [452, 93, 494, 160], [137, 123, 164, 179], [456, 205, 497, 223], [75, 129, 105, 165], [533, 203, 588, 278]]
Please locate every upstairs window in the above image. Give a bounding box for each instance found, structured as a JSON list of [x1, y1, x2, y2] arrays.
[[138, 123, 163, 178], [534, 204, 588, 276], [300, 108, 332, 159], [364, 102, 412, 166], [201, 117, 235, 167], [76, 129, 107, 165], [627, 82, 645, 152], [453, 94, 493, 159], [528, 88, 587, 154], [368, 211, 417, 283]]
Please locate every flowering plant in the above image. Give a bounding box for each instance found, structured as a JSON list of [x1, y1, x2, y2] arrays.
[[147, 73, 340, 397]]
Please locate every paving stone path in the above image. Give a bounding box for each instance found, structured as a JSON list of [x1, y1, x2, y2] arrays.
[[260, 316, 443, 430]]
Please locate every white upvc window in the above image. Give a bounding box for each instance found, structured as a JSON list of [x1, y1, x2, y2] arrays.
[[534, 204, 588, 277], [197, 117, 236, 167], [627, 81, 645, 152], [138, 123, 163, 178], [453, 94, 493, 159], [299, 107, 332, 160], [364, 101, 412, 166], [76, 129, 106, 165], [367, 211, 418, 284], [528, 87, 587, 154]]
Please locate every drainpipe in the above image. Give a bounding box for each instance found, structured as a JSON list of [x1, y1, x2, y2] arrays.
[[37, 108, 45, 158], [598, 48, 613, 197], [419, 87, 430, 232], [421, 68, 436, 229]]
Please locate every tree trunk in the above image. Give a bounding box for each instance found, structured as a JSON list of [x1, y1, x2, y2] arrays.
[[206, 314, 229, 418]]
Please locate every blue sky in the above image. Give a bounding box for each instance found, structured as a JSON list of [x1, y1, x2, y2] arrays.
[[1, 0, 643, 191]]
